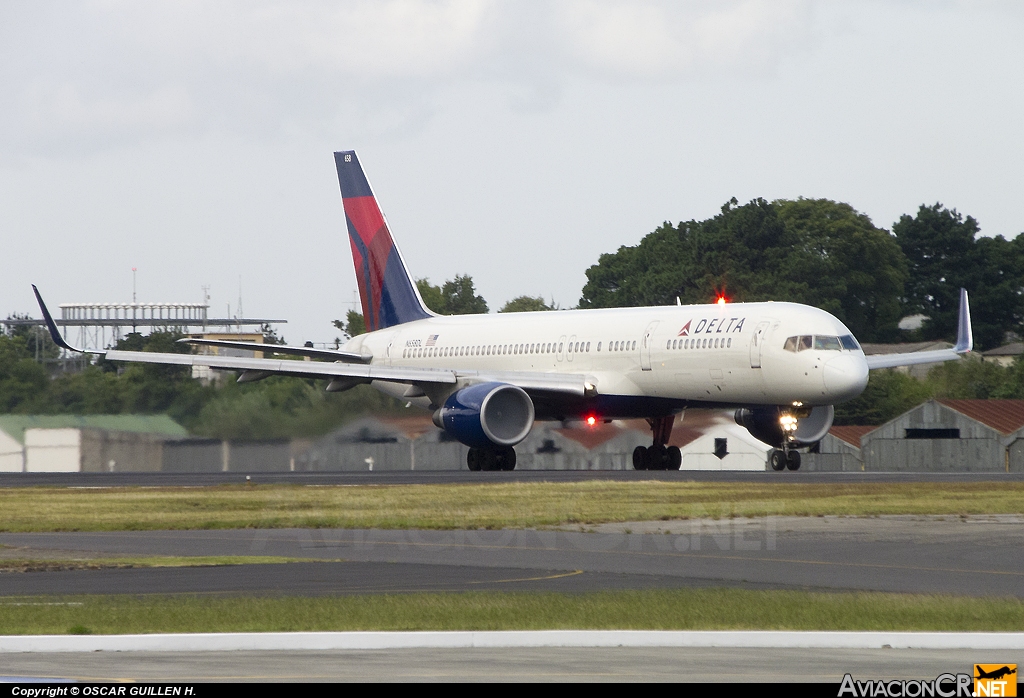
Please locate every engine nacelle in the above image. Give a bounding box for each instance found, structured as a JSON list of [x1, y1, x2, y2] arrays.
[[734, 405, 834, 448], [434, 382, 535, 449]]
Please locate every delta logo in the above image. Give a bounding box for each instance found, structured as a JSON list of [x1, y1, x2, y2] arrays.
[[975, 665, 1017, 697], [677, 317, 746, 337]]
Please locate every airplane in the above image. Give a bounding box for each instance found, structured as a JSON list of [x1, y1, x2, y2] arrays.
[[975, 666, 1016, 681], [32, 150, 974, 472]]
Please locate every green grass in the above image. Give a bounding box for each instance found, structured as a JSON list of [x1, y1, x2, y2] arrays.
[[0, 556, 334, 573], [0, 481, 1021, 532], [0, 589, 1021, 634]]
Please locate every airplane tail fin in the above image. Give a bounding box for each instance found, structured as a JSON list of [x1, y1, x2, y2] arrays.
[[334, 150, 432, 332]]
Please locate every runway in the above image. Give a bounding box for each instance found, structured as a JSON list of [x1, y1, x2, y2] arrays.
[[2, 515, 1022, 597], [1, 470, 1023, 487]]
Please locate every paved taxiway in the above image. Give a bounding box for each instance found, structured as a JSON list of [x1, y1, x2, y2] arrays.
[[3, 647, 1018, 683], [2, 515, 1022, 597]]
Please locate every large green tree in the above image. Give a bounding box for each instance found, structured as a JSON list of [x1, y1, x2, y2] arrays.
[[499, 296, 555, 313], [579, 197, 907, 341], [894, 203, 1024, 350], [413, 275, 488, 315], [441, 275, 488, 315]]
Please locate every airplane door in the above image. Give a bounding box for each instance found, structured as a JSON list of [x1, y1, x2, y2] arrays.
[[567, 334, 577, 362], [749, 321, 770, 368], [641, 321, 659, 371], [557, 335, 566, 362], [384, 332, 398, 367]]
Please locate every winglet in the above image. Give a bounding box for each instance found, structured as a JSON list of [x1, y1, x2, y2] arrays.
[[31, 285, 93, 354], [953, 287, 973, 353]]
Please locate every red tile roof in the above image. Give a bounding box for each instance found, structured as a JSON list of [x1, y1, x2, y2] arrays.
[[828, 425, 875, 448], [936, 399, 1024, 435]]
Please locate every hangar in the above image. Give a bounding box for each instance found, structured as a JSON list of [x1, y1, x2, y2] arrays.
[[861, 399, 1024, 472], [0, 415, 187, 472]]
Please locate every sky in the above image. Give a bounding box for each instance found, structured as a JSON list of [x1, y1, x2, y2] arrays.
[[2, 1, 1023, 345]]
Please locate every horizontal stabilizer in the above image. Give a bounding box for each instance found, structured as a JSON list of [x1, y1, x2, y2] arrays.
[[179, 338, 369, 363]]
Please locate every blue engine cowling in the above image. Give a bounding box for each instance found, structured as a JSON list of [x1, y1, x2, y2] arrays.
[[734, 405, 834, 448], [434, 382, 535, 449]]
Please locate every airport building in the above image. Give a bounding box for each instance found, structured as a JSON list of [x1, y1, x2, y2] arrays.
[[860, 398, 1024, 472], [0, 415, 188, 472], [6, 399, 1024, 473]]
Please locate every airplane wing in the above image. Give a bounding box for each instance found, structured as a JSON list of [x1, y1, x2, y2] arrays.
[[865, 288, 973, 369], [99, 349, 591, 395], [32, 286, 591, 397]]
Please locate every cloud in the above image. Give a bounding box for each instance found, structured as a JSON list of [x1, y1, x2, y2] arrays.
[[0, 0, 812, 159]]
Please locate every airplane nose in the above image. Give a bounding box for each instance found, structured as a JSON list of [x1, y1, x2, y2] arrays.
[[823, 354, 869, 402]]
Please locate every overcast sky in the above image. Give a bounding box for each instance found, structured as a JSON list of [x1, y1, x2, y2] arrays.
[[3, 1, 1022, 345]]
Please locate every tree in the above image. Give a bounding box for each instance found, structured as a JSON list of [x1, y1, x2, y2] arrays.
[[499, 296, 555, 313], [331, 310, 366, 338], [774, 199, 907, 341], [894, 203, 1024, 350], [415, 278, 445, 314], [579, 197, 907, 341], [441, 275, 488, 315]]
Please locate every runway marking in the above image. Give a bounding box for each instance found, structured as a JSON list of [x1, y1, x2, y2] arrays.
[[466, 569, 584, 585]]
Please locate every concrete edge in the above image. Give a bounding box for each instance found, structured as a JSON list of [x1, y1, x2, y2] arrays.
[[2, 631, 1024, 653]]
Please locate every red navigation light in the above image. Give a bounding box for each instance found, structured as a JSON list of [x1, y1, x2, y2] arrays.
[[586, 416, 597, 427]]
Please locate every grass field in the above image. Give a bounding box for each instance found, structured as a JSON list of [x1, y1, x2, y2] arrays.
[[0, 481, 1021, 532], [1, 589, 1021, 635]]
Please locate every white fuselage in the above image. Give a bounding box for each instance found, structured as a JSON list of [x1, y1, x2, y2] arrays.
[[345, 301, 869, 416]]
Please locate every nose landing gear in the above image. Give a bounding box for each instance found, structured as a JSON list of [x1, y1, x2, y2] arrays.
[[632, 415, 682, 471], [769, 448, 801, 471]]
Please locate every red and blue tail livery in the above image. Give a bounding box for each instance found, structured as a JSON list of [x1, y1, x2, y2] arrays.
[[334, 150, 432, 331]]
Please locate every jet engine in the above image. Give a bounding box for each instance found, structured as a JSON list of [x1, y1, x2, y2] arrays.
[[734, 405, 834, 448], [433, 382, 535, 449]]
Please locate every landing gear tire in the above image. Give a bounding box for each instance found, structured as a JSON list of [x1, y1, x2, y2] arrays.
[[494, 447, 517, 471], [769, 449, 786, 471], [666, 446, 682, 470], [632, 446, 648, 471], [786, 450, 801, 471], [467, 447, 516, 471], [648, 444, 667, 470]]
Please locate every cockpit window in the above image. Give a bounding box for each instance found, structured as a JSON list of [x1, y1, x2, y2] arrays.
[[814, 335, 842, 351], [799, 335, 813, 351], [840, 335, 860, 351], [783, 336, 797, 352]]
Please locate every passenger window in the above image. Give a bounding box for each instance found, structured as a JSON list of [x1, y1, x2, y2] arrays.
[[586, 342, 590, 352], [727, 338, 732, 348], [799, 336, 812, 351]]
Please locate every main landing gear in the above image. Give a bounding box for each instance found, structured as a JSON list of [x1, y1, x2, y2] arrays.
[[632, 415, 682, 471], [768, 448, 801, 471], [467, 446, 517, 471]]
